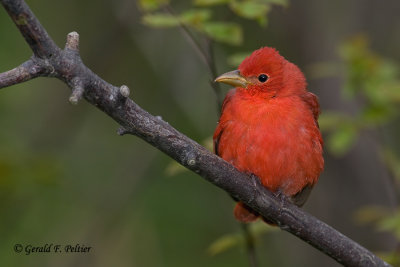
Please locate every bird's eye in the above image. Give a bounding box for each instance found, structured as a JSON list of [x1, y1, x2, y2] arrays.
[[258, 74, 268, 83]]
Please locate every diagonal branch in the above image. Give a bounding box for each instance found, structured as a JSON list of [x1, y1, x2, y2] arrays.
[[1, 0, 59, 58], [0, 0, 391, 266]]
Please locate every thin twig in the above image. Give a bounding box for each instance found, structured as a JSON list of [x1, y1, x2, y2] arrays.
[[241, 223, 258, 267], [0, 59, 43, 88], [163, 4, 223, 112], [205, 38, 223, 112], [163, 5, 209, 66], [0, 0, 392, 266]]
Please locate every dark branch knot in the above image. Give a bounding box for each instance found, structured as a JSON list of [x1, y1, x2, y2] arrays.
[[65, 31, 80, 51], [188, 158, 196, 166], [183, 150, 197, 169]]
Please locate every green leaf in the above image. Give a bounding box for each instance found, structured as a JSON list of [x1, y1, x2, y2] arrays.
[[377, 251, 400, 266], [258, 0, 289, 6], [202, 22, 242, 45], [180, 9, 212, 27], [339, 36, 377, 98], [194, 0, 232, 6], [208, 232, 243, 256], [327, 124, 358, 156], [142, 13, 180, 28], [227, 52, 252, 67], [318, 112, 350, 132], [369, 61, 400, 104], [377, 212, 400, 239], [360, 104, 392, 126], [338, 35, 393, 102], [380, 81, 400, 103], [229, 1, 270, 26], [138, 0, 169, 11], [207, 221, 276, 255], [378, 251, 400, 267], [354, 205, 390, 225]]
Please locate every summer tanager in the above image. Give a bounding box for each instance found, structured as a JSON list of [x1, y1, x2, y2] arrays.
[[213, 47, 324, 222]]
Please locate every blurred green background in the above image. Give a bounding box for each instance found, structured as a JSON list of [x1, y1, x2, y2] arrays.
[[1, 0, 400, 266]]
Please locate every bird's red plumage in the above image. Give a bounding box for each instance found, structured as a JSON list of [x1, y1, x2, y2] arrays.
[[214, 47, 324, 222]]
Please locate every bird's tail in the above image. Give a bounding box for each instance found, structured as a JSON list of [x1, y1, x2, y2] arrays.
[[234, 202, 259, 223]]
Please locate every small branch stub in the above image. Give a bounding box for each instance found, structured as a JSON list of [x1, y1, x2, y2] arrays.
[[117, 126, 130, 136], [119, 85, 130, 98], [65, 31, 79, 51], [69, 78, 84, 105], [115, 85, 130, 105]]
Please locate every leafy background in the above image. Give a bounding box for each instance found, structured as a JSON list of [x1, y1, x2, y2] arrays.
[[0, 0, 400, 266]]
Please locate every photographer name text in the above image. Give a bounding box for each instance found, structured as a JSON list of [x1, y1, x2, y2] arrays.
[[14, 243, 92, 255]]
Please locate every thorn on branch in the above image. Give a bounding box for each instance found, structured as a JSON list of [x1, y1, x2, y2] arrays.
[[69, 78, 84, 105], [117, 126, 131, 136], [65, 31, 80, 51]]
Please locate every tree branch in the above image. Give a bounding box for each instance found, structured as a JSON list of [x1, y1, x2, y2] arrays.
[[1, 0, 59, 58], [0, 0, 391, 266], [0, 59, 48, 88]]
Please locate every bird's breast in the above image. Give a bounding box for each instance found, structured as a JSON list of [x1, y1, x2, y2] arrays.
[[214, 94, 323, 196]]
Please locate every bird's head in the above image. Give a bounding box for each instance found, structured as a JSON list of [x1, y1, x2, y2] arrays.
[[215, 47, 306, 97]]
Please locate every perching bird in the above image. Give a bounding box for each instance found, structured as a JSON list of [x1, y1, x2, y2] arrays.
[[213, 47, 324, 222]]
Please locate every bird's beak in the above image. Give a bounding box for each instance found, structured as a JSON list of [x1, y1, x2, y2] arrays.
[[214, 70, 250, 88]]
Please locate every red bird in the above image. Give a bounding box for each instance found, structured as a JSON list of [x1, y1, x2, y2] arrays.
[[213, 47, 324, 222]]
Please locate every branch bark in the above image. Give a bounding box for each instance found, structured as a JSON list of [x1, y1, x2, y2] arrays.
[[0, 0, 391, 266]]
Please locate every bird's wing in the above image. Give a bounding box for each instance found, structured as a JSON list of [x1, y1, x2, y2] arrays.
[[290, 183, 314, 207], [301, 91, 324, 147], [213, 127, 223, 156], [301, 92, 321, 122]]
